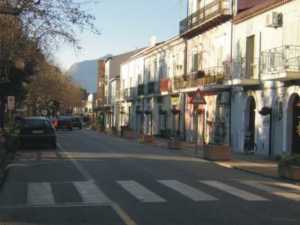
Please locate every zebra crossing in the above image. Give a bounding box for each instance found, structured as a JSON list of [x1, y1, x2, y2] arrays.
[[1, 179, 300, 208]]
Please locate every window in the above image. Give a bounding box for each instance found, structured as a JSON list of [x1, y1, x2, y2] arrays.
[[246, 35, 255, 78], [152, 59, 157, 81], [192, 51, 199, 72]]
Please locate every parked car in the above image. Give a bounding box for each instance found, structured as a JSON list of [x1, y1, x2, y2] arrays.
[[71, 116, 82, 129], [15, 117, 57, 149], [56, 116, 73, 131]]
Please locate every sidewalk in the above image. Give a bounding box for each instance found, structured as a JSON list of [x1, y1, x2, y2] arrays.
[[215, 154, 279, 179], [150, 137, 280, 180], [0, 131, 15, 185]]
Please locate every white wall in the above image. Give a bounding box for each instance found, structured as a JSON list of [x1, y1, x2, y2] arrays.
[[187, 21, 232, 73], [230, 0, 300, 156]]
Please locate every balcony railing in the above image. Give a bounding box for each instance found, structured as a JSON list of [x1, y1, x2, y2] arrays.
[[180, 0, 231, 36], [224, 57, 258, 80], [173, 66, 227, 90], [261, 45, 300, 75]]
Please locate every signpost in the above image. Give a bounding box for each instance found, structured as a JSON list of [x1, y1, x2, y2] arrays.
[[191, 89, 206, 155]]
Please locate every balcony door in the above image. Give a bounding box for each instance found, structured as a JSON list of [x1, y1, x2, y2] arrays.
[[246, 35, 255, 78]]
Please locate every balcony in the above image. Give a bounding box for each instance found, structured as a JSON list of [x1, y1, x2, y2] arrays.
[[224, 58, 260, 86], [180, 0, 231, 38], [138, 84, 145, 96], [261, 45, 300, 81], [173, 66, 228, 90]]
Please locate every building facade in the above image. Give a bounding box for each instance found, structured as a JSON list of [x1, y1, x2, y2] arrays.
[[179, 0, 233, 145], [96, 50, 141, 131], [230, 0, 300, 156], [105, 0, 300, 157]]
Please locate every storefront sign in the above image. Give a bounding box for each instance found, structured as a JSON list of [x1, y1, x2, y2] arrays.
[[171, 96, 180, 106]]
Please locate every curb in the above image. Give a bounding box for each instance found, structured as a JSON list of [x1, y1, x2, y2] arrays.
[[213, 161, 300, 184], [0, 152, 15, 188], [88, 130, 297, 183]]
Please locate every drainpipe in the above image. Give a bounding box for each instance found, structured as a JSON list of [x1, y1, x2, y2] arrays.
[[259, 32, 262, 81], [183, 92, 186, 140], [228, 0, 234, 146]]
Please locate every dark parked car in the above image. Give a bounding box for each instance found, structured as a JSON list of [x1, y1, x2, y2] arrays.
[[15, 117, 56, 149], [71, 117, 82, 129], [56, 116, 73, 131]]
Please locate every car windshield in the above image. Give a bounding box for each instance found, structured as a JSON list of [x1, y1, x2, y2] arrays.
[[23, 119, 47, 129]]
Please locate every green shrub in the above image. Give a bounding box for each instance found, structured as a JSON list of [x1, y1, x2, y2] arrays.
[[279, 154, 300, 167]]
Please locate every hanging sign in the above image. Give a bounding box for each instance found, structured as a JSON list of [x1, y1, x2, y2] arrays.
[[171, 96, 180, 106]]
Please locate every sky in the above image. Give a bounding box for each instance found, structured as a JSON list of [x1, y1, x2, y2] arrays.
[[54, 0, 187, 70]]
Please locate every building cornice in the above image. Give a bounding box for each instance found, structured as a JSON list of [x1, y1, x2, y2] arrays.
[[233, 0, 293, 24]]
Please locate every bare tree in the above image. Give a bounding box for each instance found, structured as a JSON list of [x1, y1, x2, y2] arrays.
[[25, 62, 85, 115], [3, 0, 100, 50]]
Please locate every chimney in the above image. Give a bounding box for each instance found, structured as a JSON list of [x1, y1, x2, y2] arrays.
[[149, 36, 157, 48]]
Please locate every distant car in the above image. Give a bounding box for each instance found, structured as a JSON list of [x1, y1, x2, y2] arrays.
[[56, 116, 73, 131], [16, 117, 56, 149], [49, 117, 58, 129], [71, 117, 82, 129]]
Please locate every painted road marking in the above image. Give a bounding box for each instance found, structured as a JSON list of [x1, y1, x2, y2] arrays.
[[74, 181, 110, 204], [58, 142, 138, 225], [271, 182, 300, 193], [201, 181, 268, 201], [241, 180, 300, 201], [27, 182, 55, 205], [117, 180, 166, 203], [159, 180, 217, 201]]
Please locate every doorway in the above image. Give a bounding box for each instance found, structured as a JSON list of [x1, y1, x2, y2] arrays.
[[196, 109, 205, 145], [244, 96, 256, 152], [291, 95, 300, 154]]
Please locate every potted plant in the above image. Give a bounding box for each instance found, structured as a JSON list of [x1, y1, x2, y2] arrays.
[[168, 137, 182, 150], [203, 144, 231, 161], [139, 133, 155, 144], [121, 126, 137, 139], [278, 155, 300, 180]]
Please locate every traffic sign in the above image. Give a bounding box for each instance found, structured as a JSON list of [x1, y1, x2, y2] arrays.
[[191, 89, 206, 105]]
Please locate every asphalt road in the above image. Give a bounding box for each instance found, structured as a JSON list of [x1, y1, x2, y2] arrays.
[[0, 129, 300, 225]]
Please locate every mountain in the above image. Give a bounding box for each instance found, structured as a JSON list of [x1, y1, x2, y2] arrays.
[[67, 59, 98, 93]]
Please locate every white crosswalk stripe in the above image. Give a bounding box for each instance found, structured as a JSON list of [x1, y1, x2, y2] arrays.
[[27, 182, 55, 206], [241, 180, 300, 201], [158, 180, 217, 201], [73, 181, 111, 204], [117, 180, 166, 203], [201, 181, 269, 201], [10, 179, 299, 209]]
